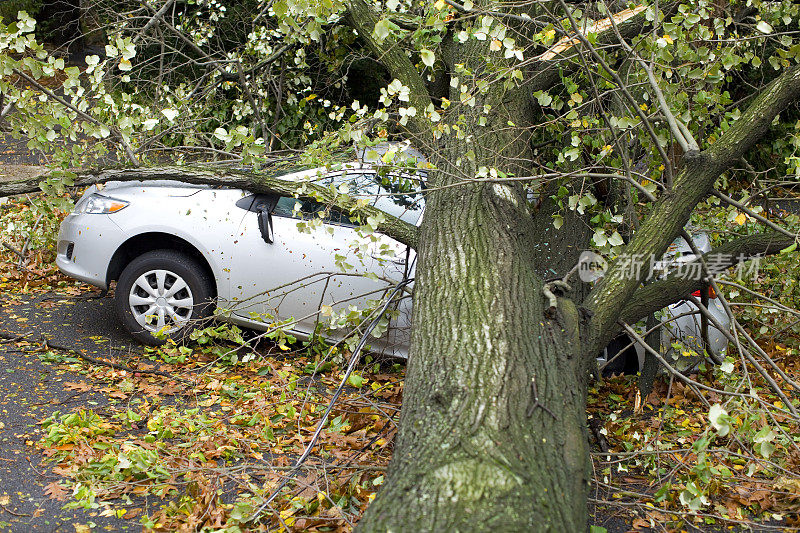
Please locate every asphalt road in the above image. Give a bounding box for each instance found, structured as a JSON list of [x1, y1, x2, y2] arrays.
[[0, 290, 144, 532], [1, 122, 141, 531]]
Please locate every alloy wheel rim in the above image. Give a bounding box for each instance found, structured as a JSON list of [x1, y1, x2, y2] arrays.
[[129, 269, 194, 333]]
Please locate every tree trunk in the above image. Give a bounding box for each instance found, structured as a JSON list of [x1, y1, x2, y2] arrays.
[[358, 144, 592, 531], [358, 44, 594, 530]]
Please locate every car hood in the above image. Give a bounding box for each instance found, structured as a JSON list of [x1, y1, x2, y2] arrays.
[[79, 180, 214, 203]]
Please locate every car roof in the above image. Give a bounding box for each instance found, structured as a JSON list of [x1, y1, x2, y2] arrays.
[[97, 161, 427, 225]]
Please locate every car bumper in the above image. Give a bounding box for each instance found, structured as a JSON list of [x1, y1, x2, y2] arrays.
[[662, 298, 730, 363], [605, 298, 731, 373], [56, 213, 127, 289]]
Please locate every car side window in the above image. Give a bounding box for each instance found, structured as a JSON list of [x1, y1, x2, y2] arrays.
[[273, 196, 356, 227], [336, 171, 425, 225]]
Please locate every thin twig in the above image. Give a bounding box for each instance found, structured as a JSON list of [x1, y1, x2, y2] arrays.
[[135, 0, 177, 42], [0, 505, 30, 517], [712, 189, 799, 240], [41, 338, 192, 384], [600, 0, 698, 152], [557, 0, 675, 188], [12, 69, 140, 167], [249, 278, 413, 522], [19, 213, 42, 268], [526, 374, 557, 419], [0, 329, 190, 384], [2, 242, 25, 261]]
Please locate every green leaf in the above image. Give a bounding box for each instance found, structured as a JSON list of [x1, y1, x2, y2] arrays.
[[534, 90, 552, 106], [213, 127, 230, 142], [720, 358, 734, 373], [756, 20, 773, 34], [709, 403, 731, 436], [347, 374, 365, 388], [161, 108, 179, 122], [654, 483, 671, 502], [373, 19, 392, 42], [420, 49, 435, 68], [607, 231, 624, 247]]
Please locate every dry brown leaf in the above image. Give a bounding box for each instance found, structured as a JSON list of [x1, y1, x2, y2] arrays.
[[44, 481, 68, 501], [63, 382, 92, 392]]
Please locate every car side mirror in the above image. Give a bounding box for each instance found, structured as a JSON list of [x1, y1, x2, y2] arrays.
[[257, 207, 273, 244]]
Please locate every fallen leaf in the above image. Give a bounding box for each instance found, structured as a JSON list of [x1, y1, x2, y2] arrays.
[[44, 481, 68, 501], [64, 382, 92, 392]]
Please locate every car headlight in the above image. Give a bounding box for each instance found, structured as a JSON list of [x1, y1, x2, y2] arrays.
[[79, 194, 129, 214]]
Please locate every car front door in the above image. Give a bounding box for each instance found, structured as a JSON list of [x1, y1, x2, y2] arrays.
[[226, 186, 394, 342]]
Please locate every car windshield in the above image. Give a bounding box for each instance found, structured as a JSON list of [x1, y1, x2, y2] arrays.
[[321, 170, 425, 225]]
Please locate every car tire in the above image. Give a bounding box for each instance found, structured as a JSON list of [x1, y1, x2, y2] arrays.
[[114, 249, 215, 345], [602, 334, 641, 376]]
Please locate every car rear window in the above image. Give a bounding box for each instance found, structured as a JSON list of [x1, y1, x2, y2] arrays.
[[325, 171, 425, 225], [272, 170, 425, 228]]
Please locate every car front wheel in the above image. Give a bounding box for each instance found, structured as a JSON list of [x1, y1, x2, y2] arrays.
[[115, 250, 214, 345]]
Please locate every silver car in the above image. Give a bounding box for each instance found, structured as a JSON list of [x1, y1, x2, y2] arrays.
[[56, 166, 422, 357], [601, 231, 731, 374], [56, 166, 729, 369]]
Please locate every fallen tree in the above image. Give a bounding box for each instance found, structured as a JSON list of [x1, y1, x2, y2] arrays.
[[1, 1, 800, 530], [0, 166, 420, 248]]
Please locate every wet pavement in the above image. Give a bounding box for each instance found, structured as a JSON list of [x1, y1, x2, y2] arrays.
[[0, 290, 141, 531]]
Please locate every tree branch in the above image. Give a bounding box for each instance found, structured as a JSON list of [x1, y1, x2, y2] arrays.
[[0, 166, 419, 248], [617, 231, 795, 325], [141, 1, 290, 82], [583, 63, 800, 356], [712, 189, 799, 239], [558, 0, 675, 187], [527, 4, 676, 96], [444, 0, 542, 26], [344, 0, 432, 136], [599, 0, 698, 152], [136, 0, 176, 43], [12, 69, 140, 167]]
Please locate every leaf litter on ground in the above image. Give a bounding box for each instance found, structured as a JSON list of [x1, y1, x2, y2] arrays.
[[0, 196, 798, 532]]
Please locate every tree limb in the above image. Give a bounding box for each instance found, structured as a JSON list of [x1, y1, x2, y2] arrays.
[[583, 63, 800, 357], [617, 231, 795, 326], [599, 0, 699, 152], [712, 189, 799, 239], [0, 166, 419, 248], [344, 0, 432, 136], [136, 0, 176, 43], [526, 3, 676, 96], [444, 0, 543, 26], [558, 0, 675, 187], [141, 1, 290, 82], [12, 69, 140, 167]]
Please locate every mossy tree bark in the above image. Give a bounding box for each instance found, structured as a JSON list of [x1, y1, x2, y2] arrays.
[[356, 157, 593, 529], [355, 17, 595, 529]]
